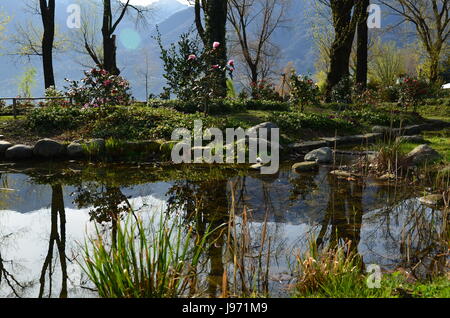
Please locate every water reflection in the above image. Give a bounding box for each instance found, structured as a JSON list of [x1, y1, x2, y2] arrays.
[[0, 163, 447, 297]]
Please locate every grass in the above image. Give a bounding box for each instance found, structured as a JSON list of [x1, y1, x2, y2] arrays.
[[81, 213, 218, 298], [293, 239, 450, 298]]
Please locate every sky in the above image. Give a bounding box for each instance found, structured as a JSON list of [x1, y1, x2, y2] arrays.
[[122, 0, 191, 5]]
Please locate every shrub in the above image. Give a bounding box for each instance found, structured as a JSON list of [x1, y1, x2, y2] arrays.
[[65, 68, 132, 107], [26, 106, 85, 132], [289, 73, 320, 111], [250, 80, 283, 101], [146, 99, 289, 114], [157, 30, 234, 113], [331, 76, 353, 104], [268, 111, 354, 133], [397, 75, 429, 111]]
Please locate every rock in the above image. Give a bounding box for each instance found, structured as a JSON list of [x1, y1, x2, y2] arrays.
[[406, 144, 441, 165], [288, 140, 328, 153], [329, 170, 352, 178], [5, 145, 34, 160], [0, 141, 13, 156], [304, 147, 333, 163], [33, 139, 65, 158], [418, 194, 443, 207], [372, 126, 390, 134], [67, 142, 85, 158], [379, 173, 396, 180], [292, 161, 319, 172], [247, 122, 278, 140], [396, 135, 426, 144]]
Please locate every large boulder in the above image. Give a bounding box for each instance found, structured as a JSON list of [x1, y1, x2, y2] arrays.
[[304, 147, 333, 163], [67, 142, 85, 158], [247, 122, 278, 141], [292, 161, 319, 172], [5, 145, 34, 160], [406, 144, 441, 165], [33, 139, 65, 158], [0, 141, 13, 156]]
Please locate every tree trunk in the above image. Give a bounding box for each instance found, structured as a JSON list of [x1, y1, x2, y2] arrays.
[[102, 0, 120, 75], [428, 52, 440, 83], [40, 0, 55, 89], [325, 0, 357, 101], [356, 0, 369, 91], [250, 66, 258, 98], [197, 0, 228, 98]]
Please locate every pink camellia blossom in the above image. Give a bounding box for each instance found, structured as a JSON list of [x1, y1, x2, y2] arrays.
[[211, 64, 220, 69], [229, 67, 235, 72], [212, 42, 220, 49], [187, 54, 197, 61], [227, 60, 234, 67], [103, 80, 112, 86]]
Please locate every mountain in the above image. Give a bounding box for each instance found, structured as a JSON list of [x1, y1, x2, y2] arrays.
[[0, 0, 408, 100]]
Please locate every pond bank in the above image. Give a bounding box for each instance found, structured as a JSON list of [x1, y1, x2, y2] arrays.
[[1, 119, 449, 164]]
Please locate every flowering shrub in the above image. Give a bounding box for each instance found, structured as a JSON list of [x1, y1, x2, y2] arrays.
[[250, 80, 283, 101], [331, 76, 353, 104], [157, 31, 234, 113], [289, 73, 319, 111], [65, 68, 131, 108], [397, 76, 429, 111]]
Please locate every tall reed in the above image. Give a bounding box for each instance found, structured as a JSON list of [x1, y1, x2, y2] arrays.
[[81, 213, 215, 298]]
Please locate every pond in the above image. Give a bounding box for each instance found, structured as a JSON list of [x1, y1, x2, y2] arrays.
[[0, 160, 447, 298]]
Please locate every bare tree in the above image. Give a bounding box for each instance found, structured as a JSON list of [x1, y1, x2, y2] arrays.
[[380, 0, 450, 83], [80, 0, 150, 75], [8, 1, 67, 91], [227, 0, 290, 92], [39, 0, 56, 88]]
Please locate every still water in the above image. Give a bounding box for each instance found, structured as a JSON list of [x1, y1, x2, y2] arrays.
[[0, 161, 447, 297]]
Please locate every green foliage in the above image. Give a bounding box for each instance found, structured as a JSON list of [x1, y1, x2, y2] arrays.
[[397, 75, 430, 111], [331, 76, 353, 104], [268, 111, 354, 133], [156, 29, 234, 113], [369, 41, 405, 88], [81, 214, 215, 298], [26, 106, 85, 132], [17, 67, 37, 98], [65, 68, 131, 107], [147, 99, 290, 114], [249, 80, 283, 101], [289, 73, 320, 111]]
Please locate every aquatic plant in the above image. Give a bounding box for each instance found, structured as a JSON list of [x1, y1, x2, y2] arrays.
[[81, 213, 217, 298]]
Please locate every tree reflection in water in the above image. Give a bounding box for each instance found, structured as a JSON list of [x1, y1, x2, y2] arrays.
[[38, 184, 68, 298]]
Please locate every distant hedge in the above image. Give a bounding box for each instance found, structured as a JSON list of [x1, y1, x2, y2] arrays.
[[146, 99, 291, 114]]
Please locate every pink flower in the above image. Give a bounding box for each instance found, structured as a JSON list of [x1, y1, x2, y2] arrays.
[[187, 54, 197, 61], [227, 59, 234, 67], [229, 67, 235, 72], [213, 42, 220, 49], [103, 80, 112, 86], [212, 64, 220, 69]]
